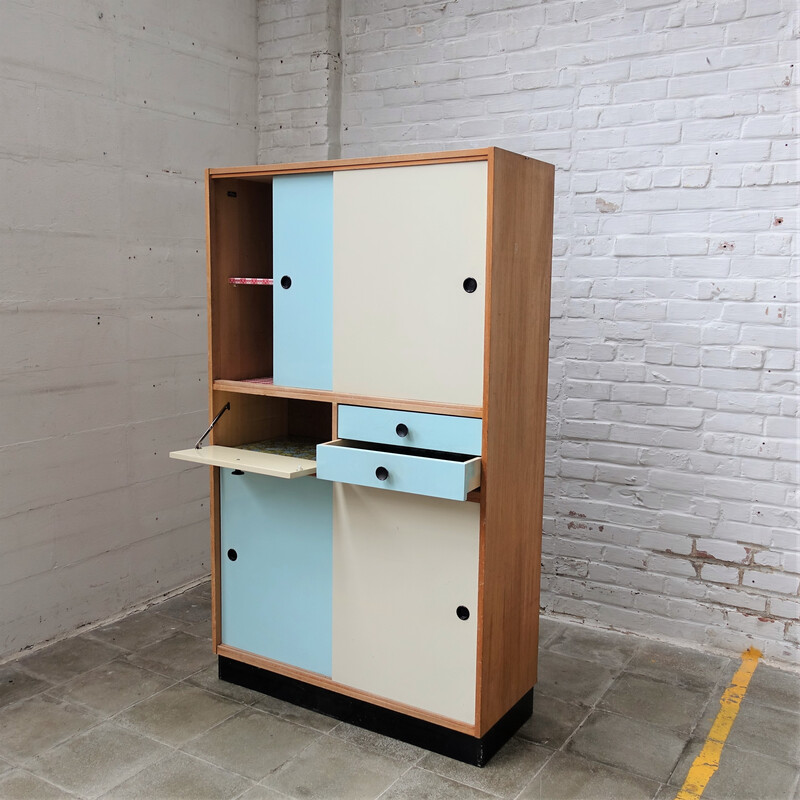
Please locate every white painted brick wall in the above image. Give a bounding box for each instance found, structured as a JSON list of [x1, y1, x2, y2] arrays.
[[0, 0, 258, 658], [257, 0, 342, 163], [258, 0, 799, 665]]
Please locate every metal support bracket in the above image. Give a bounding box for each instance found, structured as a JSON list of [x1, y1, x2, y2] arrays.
[[194, 402, 231, 449]]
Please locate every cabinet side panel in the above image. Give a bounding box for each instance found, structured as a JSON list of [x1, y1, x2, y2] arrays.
[[332, 484, 479, 724], [332, 162, 487, 406], [479, 151, 554, 733]]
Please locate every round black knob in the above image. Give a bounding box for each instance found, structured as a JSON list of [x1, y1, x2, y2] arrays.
[[456, 606, 470, 621], [227, 549, 238, 561], [375, 466, 389, 481], [231, 469, 244, 475], [280, 275, 292, 289], [463, 277, 478, 293], [395, 423, 408, 438]]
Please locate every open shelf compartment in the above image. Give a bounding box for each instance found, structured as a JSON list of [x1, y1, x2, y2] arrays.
[[170, 394, 332, 479], [210, 176, 275, 383]]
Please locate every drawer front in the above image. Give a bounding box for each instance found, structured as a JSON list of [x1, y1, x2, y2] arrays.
[[316, 440, 480, 501], [338, 405, 482, 456]]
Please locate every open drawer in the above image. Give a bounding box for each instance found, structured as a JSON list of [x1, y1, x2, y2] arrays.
[[170, 440, 317, 479], [316, 439, 480, 501]]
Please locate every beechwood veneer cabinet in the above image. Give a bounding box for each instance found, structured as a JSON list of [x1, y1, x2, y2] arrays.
[[170, 147, 554, 765]]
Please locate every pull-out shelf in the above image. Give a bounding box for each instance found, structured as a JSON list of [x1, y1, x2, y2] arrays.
[[169, 443, 316, 479]]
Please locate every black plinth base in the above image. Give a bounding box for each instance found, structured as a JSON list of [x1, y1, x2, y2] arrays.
[[218, 656, 532, 767]]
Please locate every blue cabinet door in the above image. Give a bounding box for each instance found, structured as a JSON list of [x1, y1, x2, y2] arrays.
[[220, 470, 333, 676], [272, 172, 333, 390]]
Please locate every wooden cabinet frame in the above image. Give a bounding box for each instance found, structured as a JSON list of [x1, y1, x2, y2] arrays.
[[196, 147, 554, 764]]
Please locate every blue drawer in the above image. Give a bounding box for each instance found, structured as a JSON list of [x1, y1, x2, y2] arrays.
[[316, 439, 481, 501], [337, 405, 482, 456]]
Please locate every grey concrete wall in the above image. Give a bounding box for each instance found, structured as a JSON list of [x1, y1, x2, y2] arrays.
[[0, 1, 258, 658], [257, 0, 799, 665]]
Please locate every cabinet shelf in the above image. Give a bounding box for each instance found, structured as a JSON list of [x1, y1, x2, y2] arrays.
[[229, 277, 274, 286], [212, 379, 483, 419]]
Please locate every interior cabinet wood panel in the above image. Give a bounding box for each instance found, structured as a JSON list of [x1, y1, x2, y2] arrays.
[[209, 179, 273, 382]]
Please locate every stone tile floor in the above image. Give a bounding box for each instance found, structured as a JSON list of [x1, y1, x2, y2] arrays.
[[1, 581, 798, 799]]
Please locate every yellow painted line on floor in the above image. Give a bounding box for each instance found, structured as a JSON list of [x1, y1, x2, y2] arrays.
[[674, 646, 762, 800]]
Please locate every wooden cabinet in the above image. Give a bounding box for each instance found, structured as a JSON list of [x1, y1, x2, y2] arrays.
[[170, 148, 554, 766]]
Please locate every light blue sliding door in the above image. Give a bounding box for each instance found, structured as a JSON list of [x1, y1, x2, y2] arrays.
[[220, 470, 333, 676], [272, 172, 333, 390]]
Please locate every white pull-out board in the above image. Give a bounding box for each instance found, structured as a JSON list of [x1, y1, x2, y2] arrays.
[[169, 446, 316, 479]]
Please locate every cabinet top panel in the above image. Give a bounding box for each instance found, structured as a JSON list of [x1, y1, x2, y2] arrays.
[[207, 147, 545, 181]]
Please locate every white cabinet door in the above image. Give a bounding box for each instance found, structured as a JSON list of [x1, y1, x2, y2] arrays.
[[332, 161, 488, 407], [331, 484, 479, 724]]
